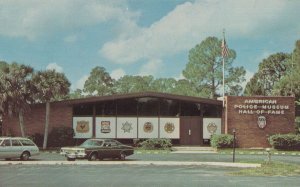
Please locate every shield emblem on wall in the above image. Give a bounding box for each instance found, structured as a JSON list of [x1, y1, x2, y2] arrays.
[[76, 121, 89, 133], [257, 116, 267, 129], [101, 121, 111, 133]]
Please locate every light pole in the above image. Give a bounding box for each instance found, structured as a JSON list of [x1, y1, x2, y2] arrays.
[[232, 128, 236, 163]]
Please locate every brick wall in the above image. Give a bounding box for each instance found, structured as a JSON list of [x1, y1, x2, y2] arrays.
[[2, 102, 73, 137], [225, 96, 295, 148]]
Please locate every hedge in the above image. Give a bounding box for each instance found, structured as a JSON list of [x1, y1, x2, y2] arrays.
[[30, 126, 75, 147], [268, 134, 300, 150], [140, 138, 172, 150], [210, 134, 234, 148]]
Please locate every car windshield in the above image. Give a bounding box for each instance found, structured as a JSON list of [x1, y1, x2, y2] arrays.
[[80, 140, 103, 147]]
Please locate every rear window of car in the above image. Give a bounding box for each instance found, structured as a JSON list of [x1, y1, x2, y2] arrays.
[[19, 139, 35, 146]]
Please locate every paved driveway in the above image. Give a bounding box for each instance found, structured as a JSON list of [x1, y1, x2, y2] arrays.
[[1, 164, 299, 187]]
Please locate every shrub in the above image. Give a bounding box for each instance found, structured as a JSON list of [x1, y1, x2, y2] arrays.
[[47, 127, 75, 147], [132, 139, 146, 147], [28, 133, 44, 147], [140, 138, 172, 150], [295, 117, 300, 134], [268, 134, 300, 150], [210, 134, 234, 148]]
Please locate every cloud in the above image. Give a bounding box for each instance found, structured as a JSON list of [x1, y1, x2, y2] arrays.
[[46, 63, 63, 73], [139, 59, 163, 76], [100, 0, 299, 64], [0, 0, 139, 40], [111, 68, 126, 80], [175, 73, 185, 80], [241, 69, 255, 90], [73, 75, 89, 90]]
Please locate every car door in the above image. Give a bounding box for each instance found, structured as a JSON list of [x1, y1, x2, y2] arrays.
[[110, 140, 121, 157], [101, 141, 114, 158], [0, 139, 12, 159], [11, 139, 23, 157]]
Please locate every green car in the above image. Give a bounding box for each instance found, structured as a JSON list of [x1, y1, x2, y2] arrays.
[[60, 139, 134, 161]]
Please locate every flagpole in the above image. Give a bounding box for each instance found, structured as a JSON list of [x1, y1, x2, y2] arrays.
[[222, 30, 225, 107]]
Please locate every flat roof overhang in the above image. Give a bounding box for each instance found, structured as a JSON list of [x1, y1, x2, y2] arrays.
[[58, 92, 222, 106]]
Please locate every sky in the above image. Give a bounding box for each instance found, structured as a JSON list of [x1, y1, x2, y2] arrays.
[[0, 0, 300, 91]]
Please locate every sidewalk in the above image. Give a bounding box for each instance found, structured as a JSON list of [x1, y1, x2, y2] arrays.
[[0, 160, 261, 168]]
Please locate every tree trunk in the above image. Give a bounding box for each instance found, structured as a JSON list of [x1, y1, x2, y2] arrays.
[[18, 110, 25, 137], [43, 102, 50, 150]]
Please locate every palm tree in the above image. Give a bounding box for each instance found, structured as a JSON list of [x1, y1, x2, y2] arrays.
[[32, 70, 70, 149], [0, 62, 35, 137]]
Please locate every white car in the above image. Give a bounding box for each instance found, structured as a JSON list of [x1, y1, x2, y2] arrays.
[[0, 137, 39, 161]]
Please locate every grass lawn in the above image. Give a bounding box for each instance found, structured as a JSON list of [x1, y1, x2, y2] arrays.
[[217, 148, 300, 156], [230, 161, 300, 176]]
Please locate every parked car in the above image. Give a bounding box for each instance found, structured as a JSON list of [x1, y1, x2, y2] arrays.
[[0, 137, 39, 161], [60, 139, 134, 161]]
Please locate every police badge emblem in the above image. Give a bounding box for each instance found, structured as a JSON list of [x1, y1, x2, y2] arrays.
[[143, 122, 153, 133], [164, 122, 175, 133], [207, 122, 217, 135], [76, 120, 89, 133], [101, 121, 111, 133], [257, 116, 267, 129], [121, 121, 133, 133]]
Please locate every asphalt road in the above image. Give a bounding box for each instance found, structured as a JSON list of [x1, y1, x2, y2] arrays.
[[1, 164, 300, 187], [1, 152, 300, 187]]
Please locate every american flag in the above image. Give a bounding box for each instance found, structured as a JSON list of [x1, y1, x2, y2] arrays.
[[221, 38, 229, 57]]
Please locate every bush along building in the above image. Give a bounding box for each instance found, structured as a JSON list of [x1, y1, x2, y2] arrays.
[[1, 92, 296, 148]]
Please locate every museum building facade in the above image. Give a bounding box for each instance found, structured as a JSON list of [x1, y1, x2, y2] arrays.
[[1, 92, 296, 148]]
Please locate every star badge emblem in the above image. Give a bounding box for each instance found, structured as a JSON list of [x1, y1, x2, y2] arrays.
[[121, 121, 133, 133]]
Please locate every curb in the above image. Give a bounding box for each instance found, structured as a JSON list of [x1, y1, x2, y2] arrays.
[[0, 160, 261, 168]]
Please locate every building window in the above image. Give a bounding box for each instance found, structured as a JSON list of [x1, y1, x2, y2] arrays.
[[137, 97, 159, 116], [160, 99, 180, 116], [73, 104, 93, 116], [202, 104, 222, 117], [180, 102, 201, 116], [95, 101, 116, 116], [117, 99, 137, 116]]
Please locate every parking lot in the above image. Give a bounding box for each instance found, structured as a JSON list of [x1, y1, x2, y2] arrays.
[[1, 151, 300, 187]]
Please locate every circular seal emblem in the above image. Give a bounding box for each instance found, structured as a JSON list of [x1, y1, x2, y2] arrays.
[[143, 122, 153, 133], [164, 122, 175, 133], [207, 122, 217, 135]]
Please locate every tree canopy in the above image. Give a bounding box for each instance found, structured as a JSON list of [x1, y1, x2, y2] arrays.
[[0, 62, 34, 116], [244, 52, 290, 96], [183, 37, 245, 98], [83, 66, 115, 96], [272, 40, 300, 100]]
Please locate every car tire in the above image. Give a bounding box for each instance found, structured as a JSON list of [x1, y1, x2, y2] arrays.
[[67, 157, 75, 161], [88, 153, 98, 161], [20, 151, 30, 161], [119, 152, 126, 161]]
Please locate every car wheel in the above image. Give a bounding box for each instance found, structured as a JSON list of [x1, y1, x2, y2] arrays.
[[67, 157, 75, 161], [88, 153, 98, 161], [21, 151, 30, 161], [119, 152, 126, 161]]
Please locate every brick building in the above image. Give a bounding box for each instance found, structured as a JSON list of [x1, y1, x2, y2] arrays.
[[225, 96, 295, 148], [1, 92, 296, 148]]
